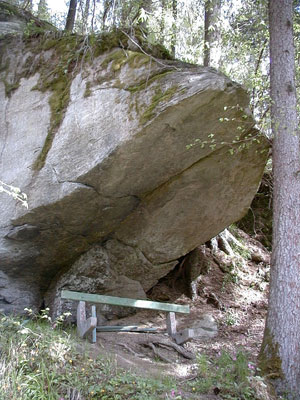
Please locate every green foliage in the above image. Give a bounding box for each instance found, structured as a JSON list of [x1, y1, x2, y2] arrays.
[[222, 268, 240, 291], [186, 104, 269, 156], [0, 310, 271, 400], [192, 350, 258, 399], [0, 310, 179, 400]]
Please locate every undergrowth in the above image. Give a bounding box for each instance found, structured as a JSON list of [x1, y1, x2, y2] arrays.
[[0, 310, 176, 400], [192, 350, 265, 399], [0, 310, 269, 399]]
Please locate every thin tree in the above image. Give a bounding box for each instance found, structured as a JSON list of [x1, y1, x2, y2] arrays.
[[37, 0, 48, 19], [65, 0, 78, 31], [82, 0, 90, 33], [203, 0, 221, 67], [171, 0, 177, 58], [259, 0, 300, 397], [160, 0, 166, 43], [22, 0, 33, 11], [102, 0, 112, 29]]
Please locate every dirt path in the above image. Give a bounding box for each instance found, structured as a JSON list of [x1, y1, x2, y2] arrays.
[[87, 231, 270, 389]]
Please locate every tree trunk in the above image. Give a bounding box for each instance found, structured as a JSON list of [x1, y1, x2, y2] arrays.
[[203, 0, 221, 67], [171, 0, 177, 58], [259, 0, 300, 398], [37, 0, 47, 19], [23, 0, 33, 11], [160, 0, 166, 45], [82, 0, 90, 33], [102, 0, 112, 30], [65, 0, 78, 32]]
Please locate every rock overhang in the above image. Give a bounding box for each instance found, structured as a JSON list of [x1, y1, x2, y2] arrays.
[[0, 25, 269, 314]]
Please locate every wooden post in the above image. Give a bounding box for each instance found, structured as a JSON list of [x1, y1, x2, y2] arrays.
[[166, 312, 177, 338], [91, 305, 97, 343], [77, 301, 97, 339]]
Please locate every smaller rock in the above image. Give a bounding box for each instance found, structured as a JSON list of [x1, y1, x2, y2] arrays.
[[206, 292, 225, 310], [175, 328, 194, 345], [190, 314, 218, 340], [251, 251, 270, 264]]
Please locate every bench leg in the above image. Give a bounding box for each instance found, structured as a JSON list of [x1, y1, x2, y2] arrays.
[[166, 312, 177, 338], [77, 301, 97, 339], [91, 305, 97, 343]]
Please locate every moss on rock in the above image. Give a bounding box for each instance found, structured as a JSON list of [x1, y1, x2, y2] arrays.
[[127, 70, 173, 93], [1, 77, 19, 96], [1, 16, 173, 170], [140, 85, 178, 124]]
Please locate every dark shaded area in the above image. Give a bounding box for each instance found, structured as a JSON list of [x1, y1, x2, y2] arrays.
[[237, 171, 272, 249]]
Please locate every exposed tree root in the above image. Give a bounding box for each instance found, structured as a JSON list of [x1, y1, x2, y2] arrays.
[[119, 343, 145, 358], [141, 338, 195, 361]]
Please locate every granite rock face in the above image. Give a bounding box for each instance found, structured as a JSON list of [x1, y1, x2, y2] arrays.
[[0, 12, 268, 316]]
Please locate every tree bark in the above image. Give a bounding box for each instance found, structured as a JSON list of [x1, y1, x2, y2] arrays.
[[203, 0, 221, 67], [65, 0, 78, 32], [171, 0, 177, 58], [160, 0, 166, 45], [37, 0, 47, 19], [23, 0, 33, 11], [259, 0, 300, 398], [82, 0, 90, 33]]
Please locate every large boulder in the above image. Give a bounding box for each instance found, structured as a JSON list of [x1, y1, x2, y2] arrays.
[[0, 13, 268, 316]]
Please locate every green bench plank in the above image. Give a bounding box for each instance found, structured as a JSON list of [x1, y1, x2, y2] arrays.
[[96, 326, 158, 332], [61, 290, 189, 314]]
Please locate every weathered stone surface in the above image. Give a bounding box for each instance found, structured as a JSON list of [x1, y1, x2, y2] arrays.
[[190, 314, 218, 340], [45, 245, 148, 321], [0, 3, 26, 35], [0, 2, 54, 36], [0, 16, 268, 315], [175, 314, 217, 344]]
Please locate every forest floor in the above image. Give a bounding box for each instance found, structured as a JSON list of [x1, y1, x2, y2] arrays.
[[86, 228, 274, 399], [0, 228, 276, 399]]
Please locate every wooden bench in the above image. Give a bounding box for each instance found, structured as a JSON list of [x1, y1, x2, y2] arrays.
[[61, 290, 191, 344]]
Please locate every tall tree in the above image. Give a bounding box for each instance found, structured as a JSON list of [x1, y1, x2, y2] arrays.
[[203, 0, 221, 67], [259, 0, 300, 397], [171, 0, 178, 57], [65, 0, 78, 31], [82, 0, 90, 33], [37, 0, 48, 20], [22, 0, 33, 10]]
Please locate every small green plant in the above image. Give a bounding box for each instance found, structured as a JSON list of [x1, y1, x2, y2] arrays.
[[224, 309, 240, 326], [0, 310, 181, 400], [191, 350, 259, 399]]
